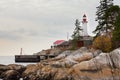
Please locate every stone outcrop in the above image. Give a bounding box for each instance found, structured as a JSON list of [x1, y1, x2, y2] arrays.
[[54, 50, 73, 60], [22, 63, 93, 80], [1, 70, 20, 80], [35, 48, 63, 56], [22, 47, 120, 80], [7, 64, 26, 74], [109, 48, 120, 69], [0, 64, 26, 80], [72, 48, 120, 71], [22, 63, 56, 80], [0, 64, 10, 78], [1, 47, 120, 80], [51, 47, 101, 68], [22, 63, 74, 80]]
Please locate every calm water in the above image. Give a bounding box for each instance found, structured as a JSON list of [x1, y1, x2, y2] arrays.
[[0, 56, 35, 65]]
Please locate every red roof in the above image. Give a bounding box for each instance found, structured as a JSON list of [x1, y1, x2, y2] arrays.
[[53, 40, 65, 45], [82, 14, 87, 23]]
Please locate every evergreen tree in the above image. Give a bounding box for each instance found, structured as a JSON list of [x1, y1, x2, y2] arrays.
[[93, 0, 113, 36], [72, 19, 83, 40], [71, 19, 83, 49], [112, 13, 120, 48], [105, 6, 120, 30]]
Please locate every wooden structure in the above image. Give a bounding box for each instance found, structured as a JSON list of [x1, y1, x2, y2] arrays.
[[15, 48, 40, 62], [39, 54, 57, 60], [15, 48, 57, 62], [52, 40, 70, 50], [15, 54, 57, 62], [76, 41, 84, 48], [15, 55, 40, 62]]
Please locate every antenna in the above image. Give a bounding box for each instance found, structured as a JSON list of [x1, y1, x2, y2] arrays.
[[67, 32, 69, 41], [20, 48, 22, 55]]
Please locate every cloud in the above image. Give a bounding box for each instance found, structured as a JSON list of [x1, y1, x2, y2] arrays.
[[0, 0, 119, 55], [0, 30, 19, 40]]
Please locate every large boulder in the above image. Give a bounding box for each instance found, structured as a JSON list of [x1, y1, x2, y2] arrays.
[[109, 48, 120, 69], [21, 48, 120, 80], [35, 48, 62, 56], [22, 64, 44, 80], [22, 63, 55, 80], [51, 47, 101, 68], [54, 50, 73, 60], [22, 63, 74, 80], [0, 64, 25, 79], [7, 64, 26, 75], [66, 47, 101, 63], [1, 70, 20, 80], [50, 48, 63, 55], [73, 48, 120, 71], [73, 53, 112, 71], [0, 64, 10, 77]]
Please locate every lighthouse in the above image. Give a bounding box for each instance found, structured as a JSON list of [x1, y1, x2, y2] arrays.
[[82, 14, 88, 36]]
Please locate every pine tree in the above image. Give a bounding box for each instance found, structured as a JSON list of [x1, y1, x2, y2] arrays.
[[93, 0, 113, 36], [72, 19, 83, 40], [112, 13, 120, 48], [71, 19, 83, 49], [105, 5, 120, 35]]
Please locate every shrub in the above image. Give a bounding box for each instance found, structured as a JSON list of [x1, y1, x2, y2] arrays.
[[93, 35, 112, 52]]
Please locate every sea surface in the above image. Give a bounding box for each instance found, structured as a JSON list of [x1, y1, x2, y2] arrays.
[[0, 56, 35, 65]]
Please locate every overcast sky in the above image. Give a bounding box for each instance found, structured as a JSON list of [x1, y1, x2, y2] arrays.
[[0, 0, 119, 56]]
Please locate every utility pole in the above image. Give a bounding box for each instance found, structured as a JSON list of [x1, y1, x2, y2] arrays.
[[20, 48, 22, 55], [67, 32, 69, 41]]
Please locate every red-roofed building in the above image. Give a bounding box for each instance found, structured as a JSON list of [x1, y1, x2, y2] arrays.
[[53, 40, 65, 46], [52, 40, 70, 49]]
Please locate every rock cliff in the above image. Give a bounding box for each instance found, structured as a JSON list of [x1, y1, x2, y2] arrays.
[[0, 47, 120, 80]]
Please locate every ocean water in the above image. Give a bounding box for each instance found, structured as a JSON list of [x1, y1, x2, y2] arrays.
[[0, 56, 35, 65]]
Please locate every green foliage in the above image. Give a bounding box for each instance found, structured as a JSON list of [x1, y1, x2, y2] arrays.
[[70, 39, 77, 50], [112, 14, 120, 41], [93, 36, 112, 52], [93, 0, 120, 50], [72, 19, 83, 40], [112, 13, 120, 48], [93, 0, 113, 36], [105, 5, 120, 29], [106, 5, 120, 12], [71, 19, 83, 49]]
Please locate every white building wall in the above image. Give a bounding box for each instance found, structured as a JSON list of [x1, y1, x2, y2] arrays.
[[82, 22, 88, 36]]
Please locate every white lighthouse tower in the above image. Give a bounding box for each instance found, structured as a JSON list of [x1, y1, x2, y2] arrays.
[[82, 14, 88, 36]]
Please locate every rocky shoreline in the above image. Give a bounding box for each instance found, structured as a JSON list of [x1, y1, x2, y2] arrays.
[[0, 47, 120, 80]]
